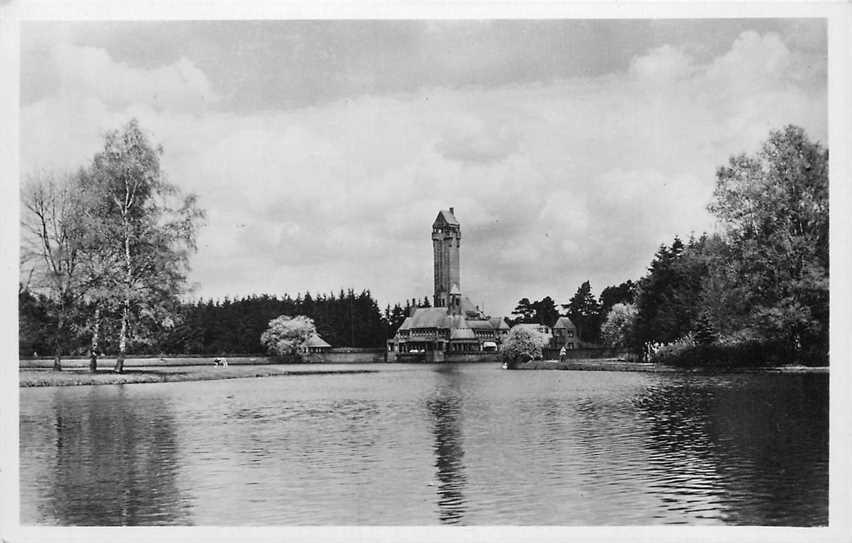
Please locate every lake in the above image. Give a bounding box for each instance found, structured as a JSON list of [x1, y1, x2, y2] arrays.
[[19, 363, 828, 526]]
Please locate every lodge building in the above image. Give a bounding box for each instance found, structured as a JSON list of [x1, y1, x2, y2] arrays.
[[387, 208, 510, 357]]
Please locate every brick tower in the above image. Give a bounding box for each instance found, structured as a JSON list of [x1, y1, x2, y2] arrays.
[[432, 207, 461, 309]]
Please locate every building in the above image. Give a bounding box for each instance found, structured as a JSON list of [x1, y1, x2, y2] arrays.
[[511, 323, 553, 338], [388, 208, 510, 358], [302, 334, 332, 354], [552, 316, 579, 350]]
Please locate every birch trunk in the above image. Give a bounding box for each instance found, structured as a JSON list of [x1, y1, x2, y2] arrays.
[[89, 305, 100, 373], [52, 303, 63, 371], [114, 190, 132, 374], [114, 303, 128, 373]]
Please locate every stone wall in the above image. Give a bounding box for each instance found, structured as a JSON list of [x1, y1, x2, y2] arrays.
[[307, 349, 387, 363]]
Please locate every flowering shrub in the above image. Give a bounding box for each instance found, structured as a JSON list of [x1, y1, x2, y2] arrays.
[[260, 315, 317, 362], [501, 326, 548, 368]]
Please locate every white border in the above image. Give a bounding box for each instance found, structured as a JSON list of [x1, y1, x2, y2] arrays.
[[1, 2, 850, 542]]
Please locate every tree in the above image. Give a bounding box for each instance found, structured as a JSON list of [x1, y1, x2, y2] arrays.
[[532, 296, 560, 327], [260, 315, 317, 361], [633, 236, 710, 348], [501, 326, 548, 368], [600, 303, 638, 350], [87, 119, 204, 372], [564, 281, 602, 343], [20, 171, 91, 370], [599, 280, 637, 316], [511, 298, 535, 324], [708, 125, 828, 353], [693, 311, 718, 345]]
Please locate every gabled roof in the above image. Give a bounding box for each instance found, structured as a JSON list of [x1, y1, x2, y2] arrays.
[[433, 209, 459, 227], [467, 319, 496, 330], [305, 334, 331, 348], [409, 307, 451, 328], [488, 316, 510, 330], [397, 316, 413, 330], [553, 316, 578, 329]]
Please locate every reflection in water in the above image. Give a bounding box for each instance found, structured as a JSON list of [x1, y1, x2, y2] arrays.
[[27, 387, 189, 525], [632, 374, 828, 526], [427, 369, 467, 524], [20, 366, 829, 526]]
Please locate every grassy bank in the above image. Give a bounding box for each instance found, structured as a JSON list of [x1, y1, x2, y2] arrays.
[[20, 364, 379, 388], [517, 359, 828, 373]]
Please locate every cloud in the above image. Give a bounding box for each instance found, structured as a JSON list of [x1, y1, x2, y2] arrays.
[[434, 116, 520, 164], [26, 38, 218, 112], [628, 44, 694, 82], [20, 28, 827, 315]]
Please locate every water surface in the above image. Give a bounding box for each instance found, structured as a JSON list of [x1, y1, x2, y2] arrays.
[[20, 363, 828, 525]]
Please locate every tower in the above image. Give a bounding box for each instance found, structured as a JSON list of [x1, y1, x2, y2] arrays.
[[432, 207, 461, 309]]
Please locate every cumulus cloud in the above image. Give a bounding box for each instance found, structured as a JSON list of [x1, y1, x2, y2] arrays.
[[434, 116, 520, 164], [26, 38, 218, 112], [20, 27, 827, 315]]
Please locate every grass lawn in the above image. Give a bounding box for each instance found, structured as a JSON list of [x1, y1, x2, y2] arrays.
[[19, 364, 378, 387]]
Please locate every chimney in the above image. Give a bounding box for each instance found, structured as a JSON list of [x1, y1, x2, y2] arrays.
[[449, 206, 454, 215]]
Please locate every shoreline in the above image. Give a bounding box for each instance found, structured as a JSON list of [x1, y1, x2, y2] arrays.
[[19, 355, 829, 388], [518, 359, 829, 374], [19, 364, 379, 388]]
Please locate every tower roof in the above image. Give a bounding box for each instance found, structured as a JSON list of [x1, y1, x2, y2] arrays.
[[433, 208, 459, 227]]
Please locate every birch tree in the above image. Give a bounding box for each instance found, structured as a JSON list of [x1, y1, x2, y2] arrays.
[[88, 119, 204, 373]]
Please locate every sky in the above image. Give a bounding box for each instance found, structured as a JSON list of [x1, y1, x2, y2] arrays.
[[19, 19, 827, 317]]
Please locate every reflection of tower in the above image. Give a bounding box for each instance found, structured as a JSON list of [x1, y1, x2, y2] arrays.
[[427, 371, 467, 524], [432, 208, 461, 310]]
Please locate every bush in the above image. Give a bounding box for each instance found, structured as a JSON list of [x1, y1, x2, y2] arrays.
[[649, 336, 826, 368], [260, 315, 317, 362], [501, 326, 548, 368]]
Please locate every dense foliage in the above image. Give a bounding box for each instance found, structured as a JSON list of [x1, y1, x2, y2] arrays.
[[600, 303, 638, 350], [506, 126, 827, 366], [501, 326, 548, 368], [20, 119, 204, 372], [260, 315, 318, 360], [635, 125, 828, 365], [20, 288, 393, 356]]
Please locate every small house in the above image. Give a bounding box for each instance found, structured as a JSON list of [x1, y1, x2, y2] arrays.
[[302, 334, 332, 354]]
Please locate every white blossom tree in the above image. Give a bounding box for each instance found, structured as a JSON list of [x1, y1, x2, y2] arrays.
[[501, 326, 548, 368], [260, 315, 318, 362]]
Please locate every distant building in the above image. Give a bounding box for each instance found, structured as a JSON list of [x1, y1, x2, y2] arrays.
[[388, 208, 510, 356], [302, 334, 332, 354], [552, 316, 579, 350]]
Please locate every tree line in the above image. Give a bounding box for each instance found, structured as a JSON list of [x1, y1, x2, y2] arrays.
[[411, 125, 830, 368], [507, 126, 828, 366], [20, 123, 828, 368]]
